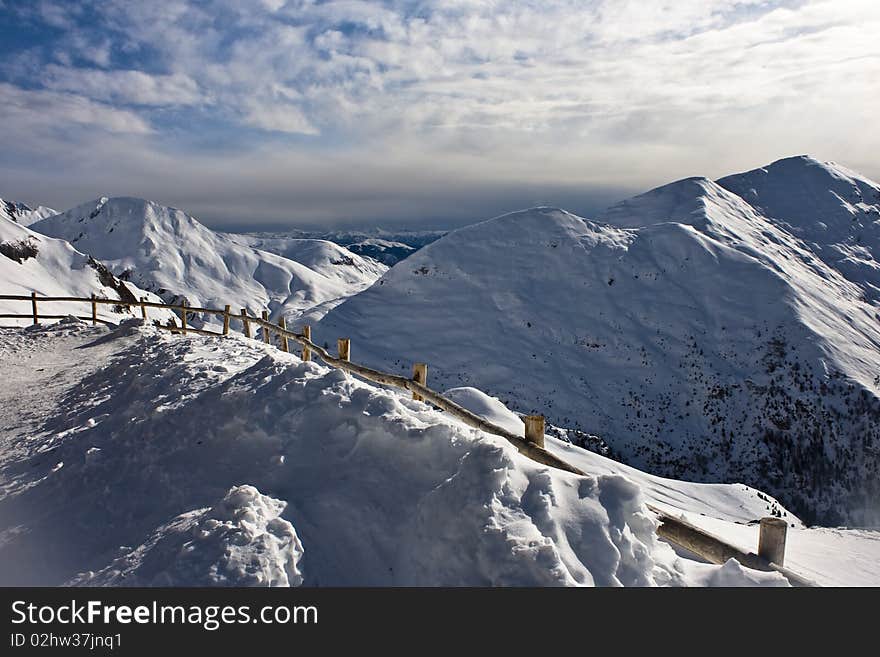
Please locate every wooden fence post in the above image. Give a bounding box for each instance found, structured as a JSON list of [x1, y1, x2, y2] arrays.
[[180, 301, 187, 335], [412, 363, 427, 401], [338, 338, 351, 362], [302, 325, 311, 362], [140, 297, 147, 320], [524, 415, 545, 448], [222, 305, 231, 336], [279, 317, 289, 352], [758, 517, 788, 566], [261, 310, 270, 344], [240, 308, 251, 338], [91, 294, 97, 325], [31, 292, 38, 325]]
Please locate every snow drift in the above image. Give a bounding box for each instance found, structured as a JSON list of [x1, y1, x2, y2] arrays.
[[70, 485, 305, 587], [318, 157, 880, 525], [0, 320, 794, 586]]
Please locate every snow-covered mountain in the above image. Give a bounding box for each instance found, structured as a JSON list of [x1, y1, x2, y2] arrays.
[[238, 228, 445, 266], [0, 214, 171, 325], [317, 157, 880, 526], [31, 197, 386, 326], [343, 238, 416, 266], [0, 198, 57, 226], [717, 156, 880, 302]]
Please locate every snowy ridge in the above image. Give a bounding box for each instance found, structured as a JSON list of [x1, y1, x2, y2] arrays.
[[0, 215, 172, 325], [0, 198, 57, 226], [30, 197, 386, 327], [319, 158, 880, 525], [0, 321, 801, 586], [718, 155, 880, 302]]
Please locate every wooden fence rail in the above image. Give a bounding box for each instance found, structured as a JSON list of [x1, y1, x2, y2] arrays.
[[0, 292, 818, 586]]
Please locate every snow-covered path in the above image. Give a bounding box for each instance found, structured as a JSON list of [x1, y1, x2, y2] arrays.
[[0, 320, 145, 583], [0, 321, 122, 487]]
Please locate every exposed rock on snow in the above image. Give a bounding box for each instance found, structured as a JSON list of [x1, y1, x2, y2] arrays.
[[236, 228, 444, 267], [344, 238, 416, 266]]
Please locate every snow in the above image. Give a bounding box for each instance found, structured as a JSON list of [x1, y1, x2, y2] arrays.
[[236, 227, 445, 266], [30, 197, 386, 327], [717, 155, 880, 303], [3, 156, 880, 585], [0, 198, 57, 226], [344, 239, 416, 266], [414, 385, 880, 586], [0, 320, 808, 586], [317, 159, 880, 526], [71, 485, 304, 587], [0, 215, 173, 326], [445, 386, 797, 523]]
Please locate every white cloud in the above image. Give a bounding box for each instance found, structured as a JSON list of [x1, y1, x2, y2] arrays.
[[0, 83, 153, 135], [2, 0, 879, 222], [29, 0, 878, 148], [259, 0, 287, 11], [41, 66, 203, 106], [243, 102, 319, 135]]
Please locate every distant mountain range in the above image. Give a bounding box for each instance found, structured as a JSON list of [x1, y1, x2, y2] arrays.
[[29, 197, 386, 327], [238, 228, 446, 266]]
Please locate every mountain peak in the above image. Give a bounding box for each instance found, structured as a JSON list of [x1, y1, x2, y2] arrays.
[[27, 194, 386, 324], [448, 206, 590, 240], [31, 196, 207, 257], [766, 153, 820, 166], [597, 176, 743, 229], [717, 155, 880, 233], [749, 154, 862, 180], [0, 198, 58, 226]]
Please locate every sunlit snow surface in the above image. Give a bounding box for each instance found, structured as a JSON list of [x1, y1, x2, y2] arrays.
[[31, 197, 386, 327], [0, 214, 174, 325], [1, 320, 876, 586], [0, 320, 797, 585]]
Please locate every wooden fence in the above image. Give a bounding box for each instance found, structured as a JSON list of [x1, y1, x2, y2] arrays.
[[0, 292, 817, 586]]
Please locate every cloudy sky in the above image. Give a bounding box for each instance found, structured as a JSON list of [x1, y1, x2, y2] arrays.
[[0, 0, 877, 229]]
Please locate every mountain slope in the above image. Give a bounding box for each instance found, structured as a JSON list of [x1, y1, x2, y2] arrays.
[[31, 197, 386, 326], [1, 198, 56, 226], [717, 155, 880, 302], [0, 214, 171, 325], [318, 173, 880, 525], [0, 319, 799, 586]]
